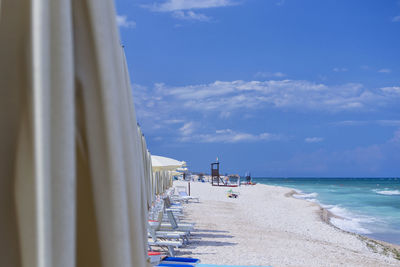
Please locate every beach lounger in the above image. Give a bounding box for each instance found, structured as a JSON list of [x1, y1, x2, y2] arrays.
[[154, 230, 189, 242], [156, 264, 194, 267], [148, 218, 183, 256], [159, 210, 195, 232], [178, 191, 199, 202], [148, 239, 182, 257], [148, 225, 188, 245], [170, 187, 199, 203], [170, 194, 199, 204], [148, 231, 182, 240], [149, 212, 190, 244], [148, 251, 163, 265], [159, 223, 194, 232], [163, 196, 184, 210]]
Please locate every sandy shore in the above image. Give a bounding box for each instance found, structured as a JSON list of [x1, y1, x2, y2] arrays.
[[174, 181, 400, 266]]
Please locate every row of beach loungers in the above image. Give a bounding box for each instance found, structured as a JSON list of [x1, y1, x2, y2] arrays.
[[148, 186, 200, 266], [147, 186, 271, 267]]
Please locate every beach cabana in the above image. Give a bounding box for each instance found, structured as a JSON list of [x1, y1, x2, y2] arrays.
[[151, 155, 186, 195], [151, 155, 186, 172], [0, 0, 151, 266]]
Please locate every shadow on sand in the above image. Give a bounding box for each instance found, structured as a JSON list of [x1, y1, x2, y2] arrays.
[[176, 228, 237, 256]]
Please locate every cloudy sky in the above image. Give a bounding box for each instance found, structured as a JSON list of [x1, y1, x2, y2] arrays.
[[115, 0, 400, 177]]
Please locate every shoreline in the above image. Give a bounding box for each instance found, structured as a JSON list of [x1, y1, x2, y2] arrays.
[[176, 181, 400, 266], [284, 188, 400, 260]]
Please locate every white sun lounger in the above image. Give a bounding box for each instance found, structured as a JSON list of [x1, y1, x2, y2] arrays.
[[170, 187, 200, 203], [149, 211, 190, 245], [148, 239, 182, 257], [148, 218, 183, 256], [159, 210, 195, 232]]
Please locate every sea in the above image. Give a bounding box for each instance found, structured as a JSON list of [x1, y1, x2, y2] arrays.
[[255, 177, 400, 245]]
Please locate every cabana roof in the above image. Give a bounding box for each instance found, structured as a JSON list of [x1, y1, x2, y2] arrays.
[[151, 155, 186, 171]]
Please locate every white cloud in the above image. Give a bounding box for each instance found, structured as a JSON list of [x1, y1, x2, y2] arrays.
[[116, 15, 136, 28], [143, 0, 237, 22], [380, 86, 400, 94], [379, 120, 400, 126], [378, 68, 391, 73], [392, 15, 400, 22], [181, 129, 281, 143], [276, 0, 285, 6], [179, 122, 196, 136], [305, 137, 324, 143], [333, 67, 348, 72], [133, 80, 400, 132], [173, 10, 211, 21], [255, 71, 286, 78], [132, 80, 400, 141], [165, 119, 185, 124], [390, 129, 400, 143], [219, 110, 231, 118], [157, 80, 399, 113], [146, 0, 237, 12], [333, 120, 400, 127]]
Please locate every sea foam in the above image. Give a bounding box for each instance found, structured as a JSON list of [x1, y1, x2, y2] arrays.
[[374, 190, 400, 196], [330, 217, 372, 234], [293, 191, 318, 202], [293, 191, 374, 235], [324, 205, 374, 234]]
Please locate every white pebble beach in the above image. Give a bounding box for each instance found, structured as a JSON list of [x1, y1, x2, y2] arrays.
[[174, 181, 400, 267]]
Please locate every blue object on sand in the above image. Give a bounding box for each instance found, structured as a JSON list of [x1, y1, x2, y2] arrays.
[[156, 264, 194, 267], [197, 265, 272, 267], [162, 257, 200, 264]]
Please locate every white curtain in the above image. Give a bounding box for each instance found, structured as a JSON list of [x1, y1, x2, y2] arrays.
[[0, 0, 150, 266], [138, 127, 153, 208]]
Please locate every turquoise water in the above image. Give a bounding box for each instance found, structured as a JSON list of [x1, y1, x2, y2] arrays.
[[254, 178, 400, 245]]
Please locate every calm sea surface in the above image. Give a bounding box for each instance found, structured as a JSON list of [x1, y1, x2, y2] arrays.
[[254, 177, 400, 245]]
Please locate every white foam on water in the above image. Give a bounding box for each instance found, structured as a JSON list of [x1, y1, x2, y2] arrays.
[[324, 205, 376, 234], [293, 192, 318, 202], [291, 189, 377, 235], [374, 190, 400, 196], [330, 217, 372, 234]]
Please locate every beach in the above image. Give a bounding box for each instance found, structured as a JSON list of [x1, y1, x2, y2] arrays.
[[175, 181, 400, 266]]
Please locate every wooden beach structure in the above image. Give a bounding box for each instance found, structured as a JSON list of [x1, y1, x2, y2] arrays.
[[211, 162, 239, 187], [211, 162, 221, 186]]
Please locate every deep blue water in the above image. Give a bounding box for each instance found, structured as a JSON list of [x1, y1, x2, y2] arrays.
[[254, 177, 400, 245]]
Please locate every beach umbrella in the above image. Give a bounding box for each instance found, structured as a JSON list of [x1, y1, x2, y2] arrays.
[[0, 0, 150, 266], [170, 171, 181, 176], [151, 155, 185, 195], [151, 155, 186, 172]]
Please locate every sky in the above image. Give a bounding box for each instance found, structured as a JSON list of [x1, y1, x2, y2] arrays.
[[114, 0, 400, 177]]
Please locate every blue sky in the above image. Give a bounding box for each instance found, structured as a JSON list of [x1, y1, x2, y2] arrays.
[[115, 0, 400, 177]]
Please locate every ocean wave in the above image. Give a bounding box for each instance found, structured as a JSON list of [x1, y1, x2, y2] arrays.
[[330, 217, 372, 234], [374, 190, 400, 196], [326, 205, 374, 234], [292, 191, 377, 235], [293, 192, 318, 201]]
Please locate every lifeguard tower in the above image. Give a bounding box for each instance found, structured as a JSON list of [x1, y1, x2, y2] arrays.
[[211, 162, 221, 186], [211, 160, 239, 187]]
